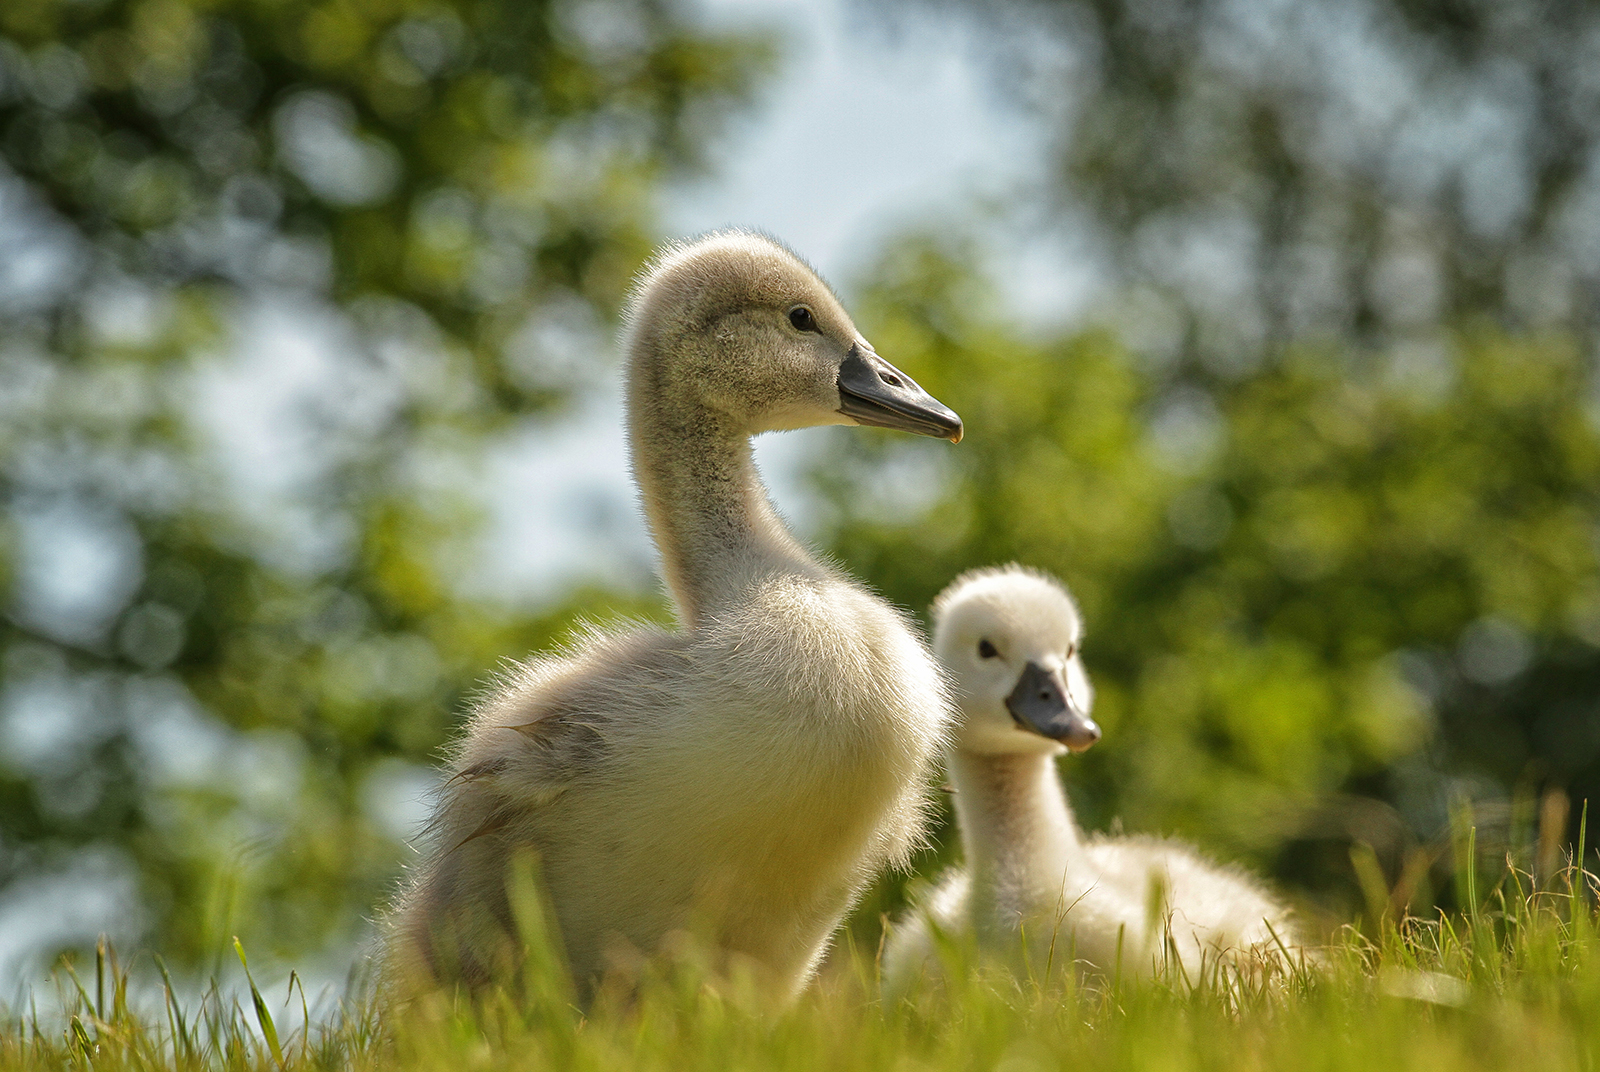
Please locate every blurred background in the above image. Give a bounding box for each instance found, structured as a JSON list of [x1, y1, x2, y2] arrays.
[[2, 0, 1599, 988]]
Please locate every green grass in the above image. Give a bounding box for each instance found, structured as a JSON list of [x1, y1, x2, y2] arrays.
[[6, 856, 1597, 1072]]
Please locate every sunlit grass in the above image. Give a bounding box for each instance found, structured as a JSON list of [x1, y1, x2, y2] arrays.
[[7, 853, 1597, 1072]]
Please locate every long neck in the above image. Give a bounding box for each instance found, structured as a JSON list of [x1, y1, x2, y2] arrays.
[[949, 749, 1084, 912], [627, 350, 818, 629]]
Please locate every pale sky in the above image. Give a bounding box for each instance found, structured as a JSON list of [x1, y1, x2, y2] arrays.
[[668, 0, 1039, 281]]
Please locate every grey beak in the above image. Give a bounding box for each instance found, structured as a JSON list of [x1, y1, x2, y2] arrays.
[[837, 345, 963, 443], [1005, 661, 1101, 753]]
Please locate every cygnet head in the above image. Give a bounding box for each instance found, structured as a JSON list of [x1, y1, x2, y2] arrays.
[[932, 566, 1101, 757], [625, 230, 962, 441]]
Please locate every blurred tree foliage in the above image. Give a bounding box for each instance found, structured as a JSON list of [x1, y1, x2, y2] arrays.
[[0, 0, 768, 968], [821, 0, 1600, 919], [934, 0, 1600, 358]]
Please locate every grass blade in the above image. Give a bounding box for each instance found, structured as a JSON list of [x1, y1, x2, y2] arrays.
[[233, 937, 285, 1071]]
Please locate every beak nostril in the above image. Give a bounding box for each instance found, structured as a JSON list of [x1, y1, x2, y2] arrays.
[[881, 373, 903, 388]]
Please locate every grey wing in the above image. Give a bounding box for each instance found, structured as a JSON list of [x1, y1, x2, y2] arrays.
[[440, 623, 687, 826]]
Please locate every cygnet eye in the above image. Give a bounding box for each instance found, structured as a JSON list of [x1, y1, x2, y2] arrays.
[[788, 305, 819, 333], [977, 639, 999, 659]]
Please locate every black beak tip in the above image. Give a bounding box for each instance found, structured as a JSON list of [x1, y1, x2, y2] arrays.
[[923, 406, 964, 443]]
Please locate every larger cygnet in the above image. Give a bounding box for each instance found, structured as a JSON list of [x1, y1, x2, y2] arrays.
[[387, 231, 963, 1002]]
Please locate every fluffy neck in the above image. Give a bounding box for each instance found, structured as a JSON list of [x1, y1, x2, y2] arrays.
[[627, 342, 820, 628], [949, 748, 1084, 915]]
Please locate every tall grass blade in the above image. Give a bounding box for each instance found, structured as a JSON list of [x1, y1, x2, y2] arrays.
[[94, 936, 105, 1023], [68, 1015, 93, 1063], [154, 955, 194, 1068], [60, 960, 94, 1024], [287, 971, 310, 1064], [234, 937, 285, 1071]]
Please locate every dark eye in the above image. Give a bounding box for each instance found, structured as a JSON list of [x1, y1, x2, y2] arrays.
[[978, 639, 998, 659], [788, 305, 818, 333]]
